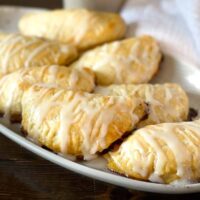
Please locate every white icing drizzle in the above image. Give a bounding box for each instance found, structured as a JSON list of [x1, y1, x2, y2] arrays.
[[0, 34, 74, 75], [28, 88, 141, 160], [149, 173, 164, 183], [69, 68, 79, 89], [0, 65, 95, 121], [122, 138, 151, 177], [110, 120, 200, 183], [47, 65, 59, 83], [0, 34, 21, 53], [92, 47, 138, 83], [95, 83, 188, 124], [140, 124, 193, 180], [2, 39, 39, 73], [24, 43, 50, 68], [74, 36, 160, 84], [0, 74, 19, 118], [1, 35, 25, 73]]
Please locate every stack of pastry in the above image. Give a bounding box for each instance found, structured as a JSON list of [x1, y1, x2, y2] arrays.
[[0, 8, 199, 185]]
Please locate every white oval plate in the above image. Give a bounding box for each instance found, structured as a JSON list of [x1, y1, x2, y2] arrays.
[[0, 6, 200, 194]]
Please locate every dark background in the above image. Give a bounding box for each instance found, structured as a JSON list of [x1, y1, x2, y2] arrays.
[[0, 0, 63, 9], [0, 1, 200, 199]]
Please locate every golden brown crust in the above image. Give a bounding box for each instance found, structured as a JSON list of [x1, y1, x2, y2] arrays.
[[71, 35, 162, 85], [0, 34, 78, 76], [106, 120, 200, 184], [0, 65, 95, 121], [95, 83, 189, 127], [19, 9, 126, 51], [21, 85, 147, 159]]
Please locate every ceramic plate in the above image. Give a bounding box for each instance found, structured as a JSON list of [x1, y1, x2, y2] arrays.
[[0, 6, 200, 194]]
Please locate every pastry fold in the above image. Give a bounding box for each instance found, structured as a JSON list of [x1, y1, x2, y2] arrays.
[[95, 83, 189, 127], [0, 34, 78, 76], [19, 9, 126, 51], [0, 66, 95, 121], [21, 85, 147, 160], [106, 120, 200, 184], [71, 35, 162, 85]]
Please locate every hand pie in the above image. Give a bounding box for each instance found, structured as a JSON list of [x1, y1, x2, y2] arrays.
[[0, 66, 95, 121], [71, 35, 162, 85], [0, 34, 78, 77], [95, 83, 189, 127], [106, 120, 200, 184], [19, 9, 126, 51], [21, 85, 147, 160]]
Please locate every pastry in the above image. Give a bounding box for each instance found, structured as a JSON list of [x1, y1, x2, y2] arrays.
[[71, 35, 162, 85], [0, 34, 78, 77], [95, 83, 189, 127], [106, 119, 200, 184], [19, 9, 126, 51], [0, 65, 95, 121], [21, 85, 147, 160]]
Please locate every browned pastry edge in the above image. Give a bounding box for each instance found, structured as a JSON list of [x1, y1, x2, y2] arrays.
[[0, 112, 22, 123], [187, 107, 198, 121], [100, 102, 150, 155], [10, 114, 22, 123], [20, 126, 28, 136], [0, 112, 3, 118]]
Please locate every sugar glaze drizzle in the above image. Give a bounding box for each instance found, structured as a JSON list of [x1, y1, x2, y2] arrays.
[[24, 86, 143, 160], [95, 83, 189, 126], [108, 120, 200, 183]]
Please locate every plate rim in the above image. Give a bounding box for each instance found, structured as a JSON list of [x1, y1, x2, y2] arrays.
[[1, 123, 200, 194]]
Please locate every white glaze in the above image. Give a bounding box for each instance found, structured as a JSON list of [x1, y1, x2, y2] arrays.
[[0, 34, 75, 75], [73, 36, 161, 84], [48, 65, 59, 83], [26, 87, 142, 160], [95, 83, 188, 125], [24, 43, 50, 68], [0, 74, 19, 118], [109, 120, 200, 184]]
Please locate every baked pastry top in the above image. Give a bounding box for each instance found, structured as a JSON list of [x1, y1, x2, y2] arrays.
[[19, 9, 126, 51], [0, 65, 95, 121], [71, 35, 162, 85], [21, 85, 147, 160], [106, 119, 200, 184], [0, 34, 78, 77], [95, 83, 189, 127]]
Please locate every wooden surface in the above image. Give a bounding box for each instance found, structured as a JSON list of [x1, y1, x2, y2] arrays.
[[0, 1, 200, 199]]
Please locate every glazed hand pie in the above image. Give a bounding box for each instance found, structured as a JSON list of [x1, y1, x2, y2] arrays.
[[0, 65, 95, 121], [95, 83, 189, 127], [106, 120, 200, 184], [19, 9, 126, 51], [21, 85, 147, 160], [71, 35, 162, 85], [0, 34, 78, 77]]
